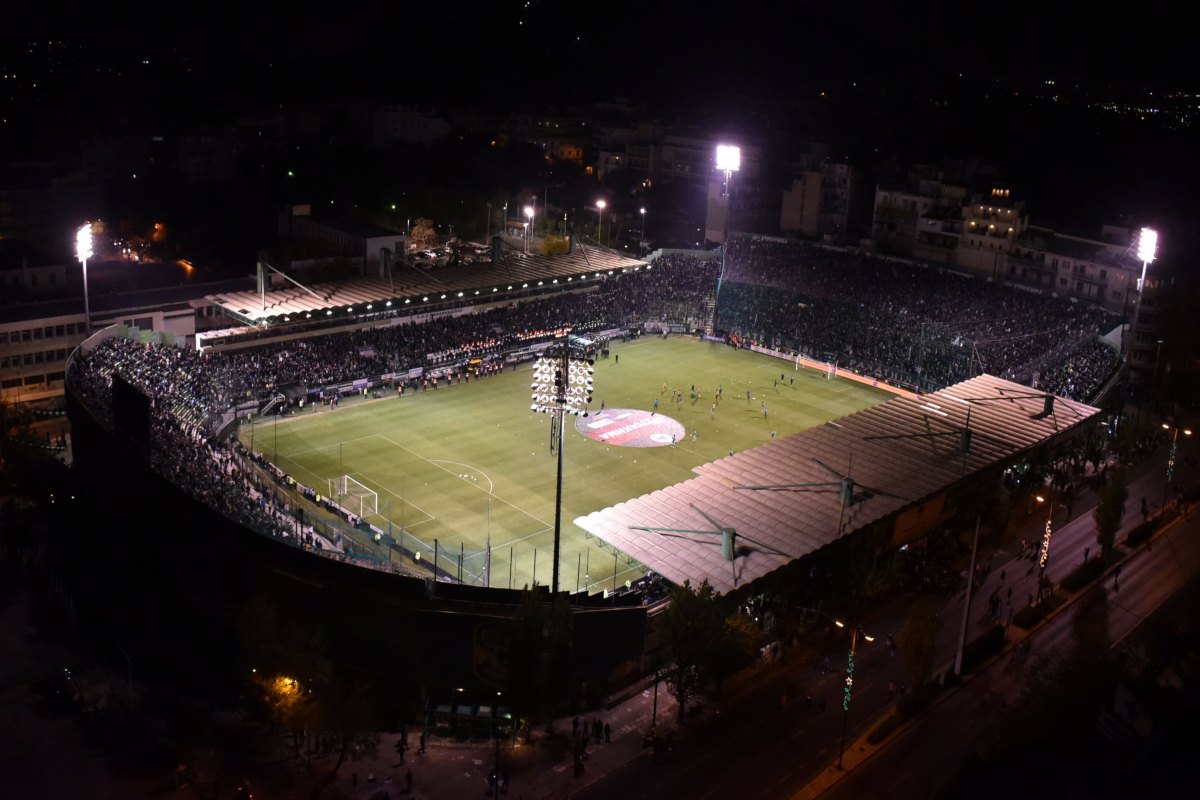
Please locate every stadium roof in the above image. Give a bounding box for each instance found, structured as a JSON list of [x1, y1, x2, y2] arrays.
[[206, 248, 647, 327], [575, 374, 1100, 596]]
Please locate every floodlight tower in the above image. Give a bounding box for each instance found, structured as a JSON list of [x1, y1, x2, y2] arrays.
[[639, 207, 647, 253], [714, 144, 741, 301], [531, 342, 595, 594], [1128, 226, 1157, 366], [524, 205, 534, 254], [76, 223, 94, 335], [595, 200, 607, 246]]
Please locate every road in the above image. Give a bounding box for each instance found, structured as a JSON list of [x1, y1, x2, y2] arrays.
[[818, 508, 1200, 800]]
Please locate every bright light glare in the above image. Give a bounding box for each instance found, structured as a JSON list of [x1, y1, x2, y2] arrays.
[[1137, 227, 1158, 263], [524, 205, 534, 219], [596, 199, 606, 210], [834, 619, 846, 628], [75, 223, 93, 261], [715, 144, 741, 172]]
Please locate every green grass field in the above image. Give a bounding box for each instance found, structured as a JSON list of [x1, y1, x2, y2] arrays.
[[240, 337, 891, 594]]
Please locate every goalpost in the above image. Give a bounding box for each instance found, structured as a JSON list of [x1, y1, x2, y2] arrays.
[[327, 475, 379, 517]]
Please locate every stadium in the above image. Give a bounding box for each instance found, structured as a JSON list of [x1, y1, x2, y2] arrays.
[[63, 236, 1115, 701]]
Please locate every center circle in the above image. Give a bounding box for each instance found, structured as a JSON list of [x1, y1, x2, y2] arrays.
[[575, 408, 687, 448]]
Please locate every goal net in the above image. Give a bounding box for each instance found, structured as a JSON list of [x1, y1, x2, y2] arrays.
[[327, 475, 378, 517]]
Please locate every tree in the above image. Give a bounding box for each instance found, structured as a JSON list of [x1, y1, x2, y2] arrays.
[[1093, 465, 1128, 557], [506, 588, 546, 743], [706, 611, 759, 694], [409, 218, 438, 252], [897, 595, 939, 688], [656, 580, 725, 721]]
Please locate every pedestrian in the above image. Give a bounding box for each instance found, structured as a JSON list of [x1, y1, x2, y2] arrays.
[[653, 398, 658, 414], [604, 722, 612, 742], [1000, 568, 1006, 584], [418, 731, 427, 754], [711, 402, 716, 417], [1142, 496, 1149, 521], [615, 353, 619, 364], [1083, 546, 1090, 563]]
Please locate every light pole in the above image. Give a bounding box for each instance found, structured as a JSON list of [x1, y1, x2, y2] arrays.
[[1128, 226, 1157, 369], [639, 207, 647, 253], [530, 342, 595, 594], [1161, 423, 1192, 514], [793, 606, 873, 770], [595, 200, 606, 246], [76, 223, 94, 335], [1152, 339, 1164, 398], [835, 619, 873, 770], [714, 144, 741, 302], [524, 205, 534, 254], [1035, 494, 1056, 605]]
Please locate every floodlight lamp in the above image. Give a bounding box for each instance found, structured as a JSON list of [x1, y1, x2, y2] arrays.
[[1036, 495, 1046, 503], [640, 207, 646, 215], [524, 205, 534, 219], [1163, 424, 1171, 430], [716, 144, 741, 172], [834, 619, 846, 628], [863, 634, 876, 643], [1137, 227, 1158, 264], [75, 223, 93, 261], [596, 199, 606, 210]]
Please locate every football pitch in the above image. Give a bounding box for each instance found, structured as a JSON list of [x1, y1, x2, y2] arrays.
[[242, 337, 891, 594]]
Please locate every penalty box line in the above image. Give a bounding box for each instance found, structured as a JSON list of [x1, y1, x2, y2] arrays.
[[374, 433, 554, 532]]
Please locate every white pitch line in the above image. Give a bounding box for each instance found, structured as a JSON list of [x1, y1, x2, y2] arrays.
[[428, 459, 495, 494], [376, 433, 553, 528]]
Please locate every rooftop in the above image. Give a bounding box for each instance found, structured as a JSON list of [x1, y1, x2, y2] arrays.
[[575, 374, 1099, 596]]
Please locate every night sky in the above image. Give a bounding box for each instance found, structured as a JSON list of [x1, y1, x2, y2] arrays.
[[3, 1, 1198, 244]]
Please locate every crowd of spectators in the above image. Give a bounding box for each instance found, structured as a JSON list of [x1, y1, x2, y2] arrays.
[[715, 238, 1120, 399]]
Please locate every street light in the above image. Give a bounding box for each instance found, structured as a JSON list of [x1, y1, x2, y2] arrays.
[[595, 200, 606, 246], [76, 223, 94, 335], [834, 619, 874, 770], [1035, 495, 1056, 605], [1161, 423, 1192, 514], [639, 207, 647, 253], [793, 605, 872, 771], [524, 205, 534, 254]]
